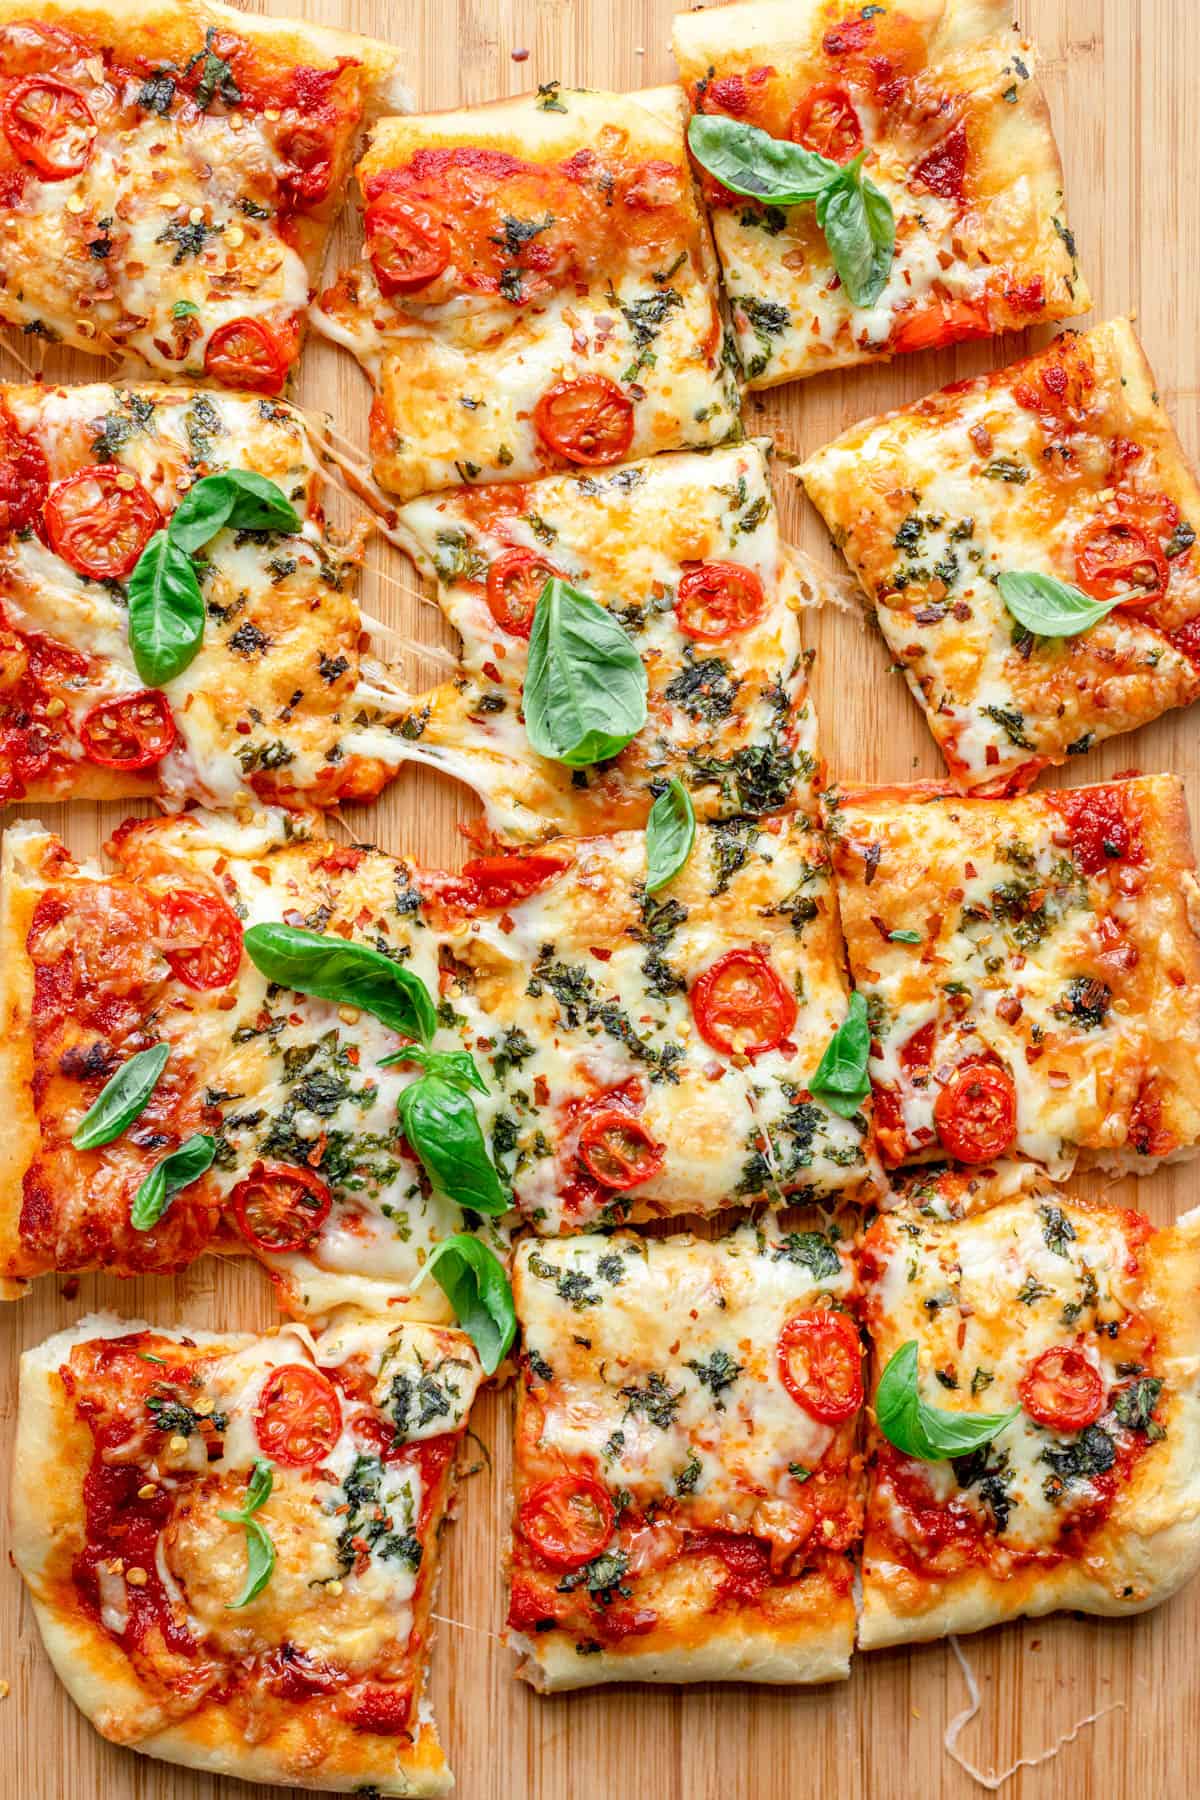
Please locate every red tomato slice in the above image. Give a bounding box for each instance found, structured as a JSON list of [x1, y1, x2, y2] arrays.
[[456, 851, 569, 909], [912, 120, 968, 201], [578, 1109, 664, 1190], [0, 402, 48, 532], [203, 317, 288, 394], [1019, 1345, 1104, 1432], [44, 467, 160, 579], [690, 948, 797, 1055], [2, 75, 95, 179], [788, 82, 862, 163], [1074, 514, 1168, 607], [777, 1309, 862, 1423], [254, 1363, 342, 1467], [485, 547, 560, 639], [932, 1060, 1016, 1162], [533, 376, 634, 466], [518, 1474, 614, 1571], [345, 1683, 413, 1737], [157, 888, 243, 990], [889, 296, 990, 355], [230, 1160, 333, 1253], [674, 561, 767, 641], [79, 690, 176, 770], [365, 193, 451, 295]]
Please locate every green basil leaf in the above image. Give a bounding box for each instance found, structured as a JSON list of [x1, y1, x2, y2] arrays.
[[524, 577, 647, 768], [127, 529, 205, 685], [646, 778, 696, 893], [424, 1233, 516, 1375], [398, 1074, 510, 1215], [888, 929, 922, 945], [815, 157, 895, 307], [810, 991, 871, 1118], [687, 113, 838, 202], [169, 470, 299, 554], [72, 1042, 170, 1150], [377, 1045, 488, 1094], [218, 1458, 274, 1523], [131, 1132, 216, 1231], [243, 924, 437, 1045], [997, 570, 1121, 637], [876, 1341, 1021, 1461], [224, 1515, 276, 1609]]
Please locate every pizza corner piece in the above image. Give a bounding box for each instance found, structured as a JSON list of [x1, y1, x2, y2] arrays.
[[671, 0, 1088, 389], [799, 318, 1200, 792], [0, 0, 407, 390], [506, 1225, 863, 1688], [12, 1309, 482, 1793], [315, 83, 739, 502], [859, 1166, 1200, 1649], [826, 771, 1200, 1178]]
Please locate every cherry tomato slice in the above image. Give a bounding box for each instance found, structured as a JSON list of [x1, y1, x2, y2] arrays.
[[577, 1109, 665, 1190], [1019, 1345, 1104, 1432], [485, 547, 560, 639], [0, 402, 48, 533], [889, 296, 990, 355], [230, 1160, 333, 1253], [456, 852, 569, 909], [157, 888, 243, 990], [788, 82, 863, 163], [690, 948, 797, 1055], [533, 376, 634, 466], [932, 1060, 1017, 1163], [365, 193, 451, 295], [1074, 514, 1168, 607], [518, 1474, 615, 1571], [43, 466, 160, 579], [254, 1363, 342, 1467], [777, 1309, 862, 1423], [203, 317, 288, 394], [2, 75, 95, 179], [675, 561, 767, 641], [79, 690, 176, 770]]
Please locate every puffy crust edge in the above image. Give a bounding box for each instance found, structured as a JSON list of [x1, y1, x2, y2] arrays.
[[0, 821, 56, 1297]]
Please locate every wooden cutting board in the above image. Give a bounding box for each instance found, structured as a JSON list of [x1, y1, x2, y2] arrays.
[[2, 0, 1197, 1794]]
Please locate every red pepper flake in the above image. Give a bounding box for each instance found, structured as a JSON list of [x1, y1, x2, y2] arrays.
[[482, 660, 502, 682], [533, 1075, 550, 1106], [590, 946, 613, 961]]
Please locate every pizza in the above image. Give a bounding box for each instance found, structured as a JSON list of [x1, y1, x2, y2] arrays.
[[672, 0, 1088, 388], [317, 84, 738, 501], [0, 0, 404, 389], [826, 773, 1200, 1175], [0, 378, 418, 812], [858, 1166, 1200, 1648], [507, 1225, 863, 1687], [799, 319, 1200, 792], [13, 1309, 483, 1792], [392, 441, 821, 841]]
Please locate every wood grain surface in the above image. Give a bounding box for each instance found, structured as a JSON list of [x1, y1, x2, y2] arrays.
[[2, 0, 1199, 1795]]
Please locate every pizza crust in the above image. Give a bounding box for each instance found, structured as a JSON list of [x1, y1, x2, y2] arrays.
[[0, 822, 60, 1298]]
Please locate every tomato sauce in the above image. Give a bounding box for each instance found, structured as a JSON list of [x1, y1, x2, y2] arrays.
[[1047, 786, 1145, 876]]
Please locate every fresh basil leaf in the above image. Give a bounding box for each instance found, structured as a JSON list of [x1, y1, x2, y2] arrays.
[[646, 778, 696, 893], [424, 1233, 516, 1375], [687, 113, 838, 202], [219, 1458, 274, 1522], [997, 570, 1121, 637], [524, 577, 647, 768], [888, 929, 922, 945], [131, 1132, 216, 1231], [243, 924, 437, 1045], [876, 1340, 1021, 1461], [225, 1515, 275, 1609], [398, 1074, 510, 1215], [815, 156, 895, 307], [127, 529, 205, 685], [72, 1042, 170, 1150], [377, 1045, 488, 1094], [810, 991, 871, 1118], [169, 469, 299, 554]]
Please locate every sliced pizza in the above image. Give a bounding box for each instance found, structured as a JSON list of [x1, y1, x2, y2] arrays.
[[389, 441, 821, 841], [507, 1225, 863, 1687], [0, 0, 404, 388], [672, 0, 1088, 388], [826, 773, 1200, 1175], [13, 1309, 483, 1792], [799, 319, 1200, 791], [858, 1167, 1200, 1648], [317, 84, 738, 501]]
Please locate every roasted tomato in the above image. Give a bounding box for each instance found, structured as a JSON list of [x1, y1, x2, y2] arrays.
[[447, 851, 569, 910], [532, 376, 634, 466], [2, 75, 95, 179], [690, 947, 797, 1055], [230, 1161, 333, 1254], [518, 1474, 615, 1571], [911, 120, 968, 201], [932, 1060, 1017, 1162], [889, 296, 990, 355], [365, 192, 451, 295], [1019, 1345, 1104, 1432], [254, 1364, 342, 1466], [485, 547, 560, 638], [0, 402, 48, 532], [203, 317, 288, 394], [787, 82, 862, 163], [44, 467, 160, 579], [157, 889, 243, 990], [674, 561, 767, 641], [777, 1308, 862, 1423], [577, 1109, 664, 1189], [1074, 512, 1168, 607], [79, 691, 176, 770]]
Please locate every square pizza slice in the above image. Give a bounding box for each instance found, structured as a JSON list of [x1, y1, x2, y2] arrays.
[[507, 1225, 863, 1687], [13, 1310, 483, 1792], [799, 319, 1200, 791], [858, 1167, 1200, 1648], [317, 84, 738, 500], [392, 441, 821, 841], [0, 0, 404, 388], [827, 774, 1200, 1175], [672, 0, 1087, 388]]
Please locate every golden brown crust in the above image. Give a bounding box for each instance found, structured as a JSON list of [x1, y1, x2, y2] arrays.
[[0, 822, 60, 1296]]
